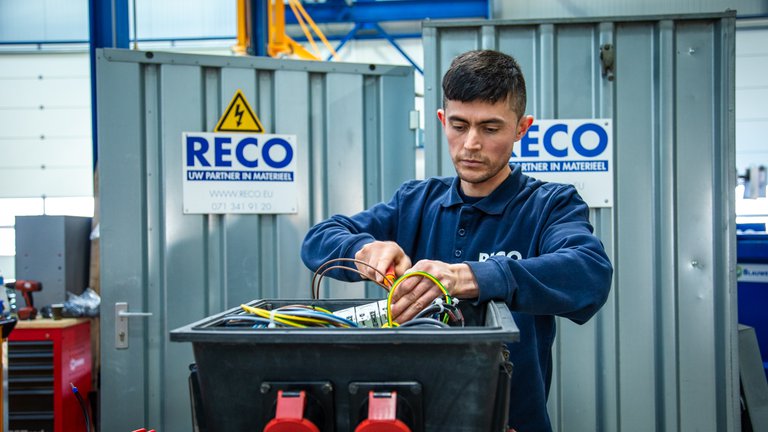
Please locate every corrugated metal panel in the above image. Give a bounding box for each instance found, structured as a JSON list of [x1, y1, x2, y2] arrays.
[[424, 13, 737, 431], [97, 49, 414, 431], [491, 0, 766, 20]]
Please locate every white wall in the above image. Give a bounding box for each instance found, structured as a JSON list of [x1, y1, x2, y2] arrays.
[[736, 22, 768, 174], [0, 52, 93, 197], [0, 0, 88, 42], [735, 21, 768, 223]]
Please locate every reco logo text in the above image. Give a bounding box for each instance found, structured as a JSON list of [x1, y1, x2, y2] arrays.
[[479, 250, 522, 261], [186, 136, 293, 169], [517, 122, 608, 158]]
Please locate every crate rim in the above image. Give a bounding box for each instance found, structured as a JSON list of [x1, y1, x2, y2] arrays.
[[170, 299, 520, 345]]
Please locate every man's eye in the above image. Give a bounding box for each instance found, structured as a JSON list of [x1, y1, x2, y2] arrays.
[[452, 124, 467, 131], [485, 128, 499, 134]]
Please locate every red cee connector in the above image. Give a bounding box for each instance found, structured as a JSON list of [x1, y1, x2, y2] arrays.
[[263, 390, 320, 432], [355, 391, 411, 432]]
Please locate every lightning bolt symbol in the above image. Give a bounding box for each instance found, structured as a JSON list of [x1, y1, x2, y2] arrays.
[[234, 103, 244, 127]]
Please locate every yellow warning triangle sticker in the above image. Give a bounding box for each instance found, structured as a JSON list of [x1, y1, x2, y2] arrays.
[[215, 90, 265, 133]]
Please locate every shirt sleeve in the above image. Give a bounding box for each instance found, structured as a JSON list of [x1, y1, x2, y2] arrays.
[[300, 186, 403, 281], [467, 186, 613, 325]]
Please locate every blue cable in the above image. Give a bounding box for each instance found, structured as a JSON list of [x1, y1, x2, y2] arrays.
[[70, 383, 91, 432]]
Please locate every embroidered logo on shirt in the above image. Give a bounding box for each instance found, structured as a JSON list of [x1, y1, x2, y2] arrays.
[[478, 250, 522, 261]]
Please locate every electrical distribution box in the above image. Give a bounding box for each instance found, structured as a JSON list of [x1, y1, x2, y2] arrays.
[[171, 299, 519, 432], [14, 216, 91, 308]]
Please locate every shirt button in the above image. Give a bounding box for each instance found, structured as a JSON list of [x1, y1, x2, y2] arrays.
[[458, 228, 466, 236], [454, 250, 462, 258]]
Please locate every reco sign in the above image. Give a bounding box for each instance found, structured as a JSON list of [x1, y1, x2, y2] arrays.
[[185, 135, 293, 169], [516, 122, 608, 158]]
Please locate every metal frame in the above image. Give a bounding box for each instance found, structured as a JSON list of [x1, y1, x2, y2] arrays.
[[286, 0, 489, 24], [329, 22, 424, 74], [88, 0, 130, 168]]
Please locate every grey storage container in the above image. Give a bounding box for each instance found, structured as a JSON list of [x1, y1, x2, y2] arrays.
[[422, 12, 737, 431], [96, 49, 416, 431]]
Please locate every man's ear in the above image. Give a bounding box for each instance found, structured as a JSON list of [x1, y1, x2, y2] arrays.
[[516, 115, 534, 141], [437, 109, 446, 127]]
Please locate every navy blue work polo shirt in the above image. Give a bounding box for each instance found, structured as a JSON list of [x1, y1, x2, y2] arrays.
[[302, 163, 613, 431]]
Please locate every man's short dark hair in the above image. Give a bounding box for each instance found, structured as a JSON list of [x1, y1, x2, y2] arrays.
[[442, 50, 527, 117]]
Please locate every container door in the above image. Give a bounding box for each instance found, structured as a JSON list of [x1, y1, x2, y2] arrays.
[[97, 49, 415, 432]]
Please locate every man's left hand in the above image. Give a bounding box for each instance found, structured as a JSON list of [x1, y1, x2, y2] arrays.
[[389, 260, 479, 323]]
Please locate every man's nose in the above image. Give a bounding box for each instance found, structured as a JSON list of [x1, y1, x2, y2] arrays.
[[464, 127, 482, 150]]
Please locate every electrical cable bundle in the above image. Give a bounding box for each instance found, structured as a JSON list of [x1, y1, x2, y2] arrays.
[[310, 257, 393, 300], [218, 259, 465, 329], [385, 271, 464, 328], [406, 298, 464, 328], [218, 304, 359, 328]]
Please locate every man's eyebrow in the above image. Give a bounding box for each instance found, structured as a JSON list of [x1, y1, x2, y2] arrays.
[[478, 119, 505, 125], [447, 115, 506, 125], [446, 114, 469, 123]]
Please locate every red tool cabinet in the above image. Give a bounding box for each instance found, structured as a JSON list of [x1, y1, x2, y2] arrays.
[[7, 318, 92, 432]]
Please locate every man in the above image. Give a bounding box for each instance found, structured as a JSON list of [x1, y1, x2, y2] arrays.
[[301, 50, 613, 431]]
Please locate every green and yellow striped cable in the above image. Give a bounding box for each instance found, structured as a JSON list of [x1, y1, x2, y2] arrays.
[[385, 271, 452, 327]]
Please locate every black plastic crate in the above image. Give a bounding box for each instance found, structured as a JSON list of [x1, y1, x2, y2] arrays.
[[170, 299, 519, 432]]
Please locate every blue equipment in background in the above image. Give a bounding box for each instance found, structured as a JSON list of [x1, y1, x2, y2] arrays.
[[737, 223, 768, 379]]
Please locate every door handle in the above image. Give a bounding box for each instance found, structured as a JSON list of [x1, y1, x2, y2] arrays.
[[115, 302, 153, 349]]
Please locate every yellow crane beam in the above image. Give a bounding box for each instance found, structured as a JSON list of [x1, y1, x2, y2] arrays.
[[234, 0, 338, 61]]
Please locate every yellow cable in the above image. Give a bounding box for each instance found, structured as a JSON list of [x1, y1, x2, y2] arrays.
[[258, 309, 327, 325], [241, 304, 352, 328], [309, 305, 333, 314], [385, 271, 451, 327], [272, 312, 326, 325], [241, 304, 311, 328]]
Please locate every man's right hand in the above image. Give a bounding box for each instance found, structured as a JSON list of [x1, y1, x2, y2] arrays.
[[354, 241, 412, 285]]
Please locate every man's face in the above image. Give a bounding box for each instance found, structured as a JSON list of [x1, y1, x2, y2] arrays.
[[438, 98, 533, 197]]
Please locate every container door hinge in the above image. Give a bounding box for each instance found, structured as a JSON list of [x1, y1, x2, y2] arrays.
[[115, 302, 153, 349], [600, 44, 615, 81]]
